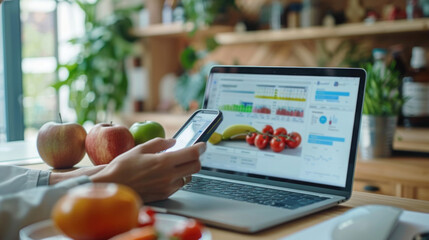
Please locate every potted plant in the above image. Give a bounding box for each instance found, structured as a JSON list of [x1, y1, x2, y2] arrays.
[[53, 0, 141, 124], [359, 62, 406, 159]]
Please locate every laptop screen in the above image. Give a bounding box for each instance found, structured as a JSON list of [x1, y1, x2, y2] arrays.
[[202, 67, 364, 189]]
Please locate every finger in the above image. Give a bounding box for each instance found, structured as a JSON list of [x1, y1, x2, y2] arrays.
[[183, 175, 192, 185], [151, 177, 187, 201], [172, 176, 187, 190], [162, 142, 206, 166], [135, 138, 176, 153], [173, 160, 201, 179], [175, 175, 192, 188], [139, 176, 193, 203]]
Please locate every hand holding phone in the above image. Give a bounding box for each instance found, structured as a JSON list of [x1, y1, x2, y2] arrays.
[[166, 109, 223, 152]]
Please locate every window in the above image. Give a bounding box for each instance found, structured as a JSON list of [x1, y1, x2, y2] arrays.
[[0, 0, 84, 141], [0, 8, 5, 142], [20, 0, 84, 140], [1, 0, 24, 141], [21, 0, 58, 139]]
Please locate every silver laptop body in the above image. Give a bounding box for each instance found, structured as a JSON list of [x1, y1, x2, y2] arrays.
[[150, 66, 366, 233]]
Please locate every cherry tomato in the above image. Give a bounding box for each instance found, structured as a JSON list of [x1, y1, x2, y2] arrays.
[[138, 207, 156, 227], [270, 137, 286, 152], [285, 132, 302, 149], [52, 183, 141, 240], [262, 125, 274, 135], [274, 127, 287, 137], [246, 132, 257, 145], [274, 127, 287, 143], [170, 219, 203, 240], [109, 226, 157, 240], [254, 134, 269, 149]]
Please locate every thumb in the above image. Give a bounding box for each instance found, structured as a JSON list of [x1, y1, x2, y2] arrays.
[[135, 138, 176, 153]]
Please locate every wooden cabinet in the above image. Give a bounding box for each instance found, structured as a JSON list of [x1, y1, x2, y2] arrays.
[[416, 187, 429, 200], [354, 156, 429, 200], [353, 179, 397, 197]]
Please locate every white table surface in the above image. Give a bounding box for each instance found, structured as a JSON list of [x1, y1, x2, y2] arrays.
[[0, 140, 43, 165]]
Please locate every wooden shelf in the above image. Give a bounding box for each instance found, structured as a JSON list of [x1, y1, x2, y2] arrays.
[[131, 23, 233, 38], [130, 24, 233, 111], [215, 18, 429, 45], [394, 127, 429, 153], [355, 156, 429, 200]]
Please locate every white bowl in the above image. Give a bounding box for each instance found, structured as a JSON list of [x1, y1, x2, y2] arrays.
[[20, 213, 211, 240]]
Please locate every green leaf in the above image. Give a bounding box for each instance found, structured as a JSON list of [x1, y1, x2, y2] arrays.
[[206, 37, 219, 52], [55, 0, 139, 124], [362, 61, 407, 116], [180, 47, 198, 70]]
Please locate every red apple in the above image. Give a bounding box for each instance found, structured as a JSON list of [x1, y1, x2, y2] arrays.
[[37, 122, 87, 169], [85, 123, 135, 165]]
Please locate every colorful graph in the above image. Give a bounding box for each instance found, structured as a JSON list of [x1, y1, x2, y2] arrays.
[[308, 134, 345, 146], [254, 86, 307, 102], [276, 107, 304, 117], [277, 86, 307, 102], [253, 106, 271, 114], [328, 115, 338, 125], [254, 85, 276, 99], [220, 102, 253, 113], [315, 90, 350, 102]]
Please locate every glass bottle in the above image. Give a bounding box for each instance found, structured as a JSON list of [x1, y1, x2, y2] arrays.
[[391, 46, 407, 78], [407, 0, 424, 19], [390, 46, 408, 126], [402, 47, 429, 127], [372, 48, 387, 78], [173, 0, 185, 23], [270, 0, 283, 30], [286, 3, 302, 29], [162, 0, 173, 24], [421, 0, 429, 17], [301, 0, 320, 27]]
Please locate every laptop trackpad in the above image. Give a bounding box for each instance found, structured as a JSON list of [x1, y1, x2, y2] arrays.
[[148, 190, 291, 232]]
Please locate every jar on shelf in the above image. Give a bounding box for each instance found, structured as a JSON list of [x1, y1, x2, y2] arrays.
[[402, 47, 429, 127], [421, 0, 429, 17], [285, 3, 302, 29], [406, 0, 424, 19], [300, 0, 320, 27], [345, 0, 365, 23], [372, 48, 387, 78]]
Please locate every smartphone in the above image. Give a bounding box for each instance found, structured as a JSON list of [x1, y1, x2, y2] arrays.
[[166, 109, 223, 152]]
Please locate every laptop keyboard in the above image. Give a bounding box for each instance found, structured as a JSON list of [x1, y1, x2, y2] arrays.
[[182, 176, 328, 210]]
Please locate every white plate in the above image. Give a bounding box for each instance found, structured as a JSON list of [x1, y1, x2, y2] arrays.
[[20, 213, 211, 240]]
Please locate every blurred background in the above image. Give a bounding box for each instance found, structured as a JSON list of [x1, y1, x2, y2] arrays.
[[1, 0, 429, 142]]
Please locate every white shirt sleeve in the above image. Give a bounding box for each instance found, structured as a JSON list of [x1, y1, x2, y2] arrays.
[[0, 176, 91, 240], [0, 166, 51, 194]]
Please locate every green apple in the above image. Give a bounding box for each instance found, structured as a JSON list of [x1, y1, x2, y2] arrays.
[[129, 121, 165, 145]]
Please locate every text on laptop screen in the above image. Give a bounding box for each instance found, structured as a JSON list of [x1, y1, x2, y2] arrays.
[[203, 73, 360, 188]]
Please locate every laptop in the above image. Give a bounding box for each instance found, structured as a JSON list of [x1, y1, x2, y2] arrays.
[[150, 66, 366, 233]]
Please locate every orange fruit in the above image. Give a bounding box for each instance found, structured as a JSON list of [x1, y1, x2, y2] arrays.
[[52, 183, 141, 240]]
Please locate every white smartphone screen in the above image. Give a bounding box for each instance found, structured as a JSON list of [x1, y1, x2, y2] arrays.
[[166, 111, 218, 152]]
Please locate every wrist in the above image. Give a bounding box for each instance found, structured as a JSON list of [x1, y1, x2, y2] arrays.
[[49, 172, 68, 185], [89, 167, 112, 183], [49, 165, 107, 185]]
